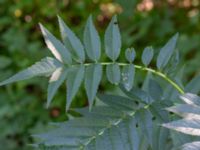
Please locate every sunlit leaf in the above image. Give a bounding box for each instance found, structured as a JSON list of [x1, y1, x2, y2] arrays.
[[39, 23, 72, 64], [0, 57, 61, 86], [163, 118, 200, 136], [180, 93, 200, 106], [47, 67, 68, 107]]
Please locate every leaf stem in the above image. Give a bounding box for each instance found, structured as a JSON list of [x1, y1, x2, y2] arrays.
[[82, 62, 185, 94]]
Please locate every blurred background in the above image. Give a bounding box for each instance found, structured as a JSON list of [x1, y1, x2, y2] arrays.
[[0, 0, 200, 149]]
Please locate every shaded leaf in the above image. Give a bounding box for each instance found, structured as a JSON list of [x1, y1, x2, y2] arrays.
[[104, 15, 121, 61], [125, 48, 136, 63], [106, 63, 120, 85], [185, 74, 200, 93], [83, 15, 101, 61], [66, 65, 85, 110], [76, 106, 122, 119], [120, 85, 153, 104], [121, 64, 135, 91], [85, 64, 102, 109], [58, 16, 85, 63], [157, 33, 179, 69], [150, 101, 170, 122], [152, 125, 170, 150], [97, 94, 138, 111], [142, 72, 152, 91], [142, 46, 154, 66], [136, 109, 153, 146], [148, 79, 163, 100]]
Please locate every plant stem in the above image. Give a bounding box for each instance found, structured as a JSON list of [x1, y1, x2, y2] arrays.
[[82, 62, 185, 94]]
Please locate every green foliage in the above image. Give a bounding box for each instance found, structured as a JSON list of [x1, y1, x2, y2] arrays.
[[125, 48, 136, 63], [106, 64, 121, 85], [84, 15, 101, 61], [0, 57, 61, 86], [1, 1, 200, 149], [104, 15, 121, 61], [66, 65, 85, 110], [58, 16, 85, 63], [163, 93, 200, 150], [156, 33, 179, 70], [47, 67, 68, 108], [0, 15, 182, 111], [142, 46, 154, 67], [84, 64, 102, 109], [121, 64, 135, 91], [35, 93, 169, 150]]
